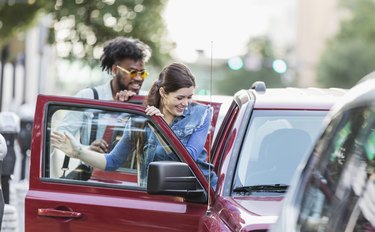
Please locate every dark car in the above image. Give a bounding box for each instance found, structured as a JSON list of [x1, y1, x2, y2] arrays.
[[270, 75, 375, 232], [25, 82, 345, 231]]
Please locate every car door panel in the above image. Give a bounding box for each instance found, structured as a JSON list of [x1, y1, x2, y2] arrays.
[[26, 188, 205, 231]]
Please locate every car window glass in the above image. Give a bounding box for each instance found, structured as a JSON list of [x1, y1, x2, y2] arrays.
[[347, 129, 375, 231], [234, 110, 326, 191], [297, 105, 375, 231], [45, 104, 180, 189]]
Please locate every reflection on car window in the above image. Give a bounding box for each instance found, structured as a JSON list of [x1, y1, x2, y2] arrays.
[[297, 105, 375, 232], [45, 105, 179, 188], [233, 110, 326, 192]]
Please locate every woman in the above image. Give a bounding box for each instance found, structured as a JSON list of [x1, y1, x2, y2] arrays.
[[51, 62, 218, 189]]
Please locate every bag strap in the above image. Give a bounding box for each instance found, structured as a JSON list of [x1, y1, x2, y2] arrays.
[[91, 87, 99, 100], [61, 87, 99, 178], [89, 87, 99, 143]]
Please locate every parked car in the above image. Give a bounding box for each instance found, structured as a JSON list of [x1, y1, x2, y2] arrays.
[[25, 81, 345, 231], [270, 76, 375, 232]]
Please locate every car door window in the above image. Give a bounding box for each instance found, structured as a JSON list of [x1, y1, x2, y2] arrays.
[[45, 104, 180, 188], [297, 105, 375, 232]]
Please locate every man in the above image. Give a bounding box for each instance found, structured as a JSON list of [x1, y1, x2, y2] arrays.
[[54, 37, 151, 179], [82, 37, 151, 152]]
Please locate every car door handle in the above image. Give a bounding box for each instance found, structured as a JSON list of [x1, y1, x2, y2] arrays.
[[37, 208, 82, 218]]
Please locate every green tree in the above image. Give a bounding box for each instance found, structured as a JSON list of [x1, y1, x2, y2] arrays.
[[0, 1, 42, 48], [0, 0, 172, 66], [215, 67, 282, 96], [317, 39, 375, 88], [317, 0, 375, 88], [215, 36, 284, 95], [246, 36, 275, 59]]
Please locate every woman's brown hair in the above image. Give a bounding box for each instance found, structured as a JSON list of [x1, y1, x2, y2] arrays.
[[146, 62, 196, 108]]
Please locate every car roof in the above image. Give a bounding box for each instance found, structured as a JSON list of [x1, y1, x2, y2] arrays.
[[251, 87, 347, 110], [329, 77, 375, 115]]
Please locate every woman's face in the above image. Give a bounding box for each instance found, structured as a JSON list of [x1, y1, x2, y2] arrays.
[[161, 86, 195, 118]]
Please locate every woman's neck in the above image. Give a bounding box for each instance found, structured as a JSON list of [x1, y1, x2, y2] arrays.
[[161, 108, 175, 126], [163, 114, 174, 126]]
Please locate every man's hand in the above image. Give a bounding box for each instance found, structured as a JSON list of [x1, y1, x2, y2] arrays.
[[115, 90, 136, 102], [90, 139, 109, 153]]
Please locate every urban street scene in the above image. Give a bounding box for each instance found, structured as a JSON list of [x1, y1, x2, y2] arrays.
[[0, 0, 375, 231]]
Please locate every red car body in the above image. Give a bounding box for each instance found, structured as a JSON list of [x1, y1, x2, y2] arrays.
[[25, 83, 345, 231]]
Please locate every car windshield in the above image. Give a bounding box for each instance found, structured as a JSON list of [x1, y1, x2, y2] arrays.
[[233, 110, 327, 193]]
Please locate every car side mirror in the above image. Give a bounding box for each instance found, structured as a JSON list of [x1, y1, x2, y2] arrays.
[[147, 161, 207, 203]]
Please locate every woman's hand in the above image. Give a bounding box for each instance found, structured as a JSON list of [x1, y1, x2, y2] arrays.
[[145, 105, 164, 117], [51, 131, 82, 158]]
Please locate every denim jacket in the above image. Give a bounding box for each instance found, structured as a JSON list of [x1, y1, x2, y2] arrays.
[[105, 102, 218, 189]]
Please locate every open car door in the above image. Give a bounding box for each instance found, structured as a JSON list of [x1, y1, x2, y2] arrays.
[[25, 94, 223, 232]]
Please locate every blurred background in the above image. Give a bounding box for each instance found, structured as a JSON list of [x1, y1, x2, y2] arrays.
[[1, 0, 375, 112], [2, 1, 375, 230]]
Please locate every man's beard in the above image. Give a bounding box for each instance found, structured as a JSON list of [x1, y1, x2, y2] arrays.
[[115, 74, 142, 94], [116, 73, 128, 91]]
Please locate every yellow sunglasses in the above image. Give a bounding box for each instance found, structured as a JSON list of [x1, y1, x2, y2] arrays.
[[116, 65, 149, 80]]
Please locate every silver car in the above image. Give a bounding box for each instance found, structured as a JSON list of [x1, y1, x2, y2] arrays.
[[271, 73, 375, 232]]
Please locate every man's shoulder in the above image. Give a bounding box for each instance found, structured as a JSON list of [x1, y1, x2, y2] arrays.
[[93, 81, 113, 100], [75, 81, 112, 100], [75, 88, 95, 99]]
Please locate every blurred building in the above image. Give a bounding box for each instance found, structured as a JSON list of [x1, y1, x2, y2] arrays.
[[295, 0, 343, 87], [0, 16, 56, 113]]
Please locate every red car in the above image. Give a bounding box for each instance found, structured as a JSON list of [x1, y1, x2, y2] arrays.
[[25, 82, 345, 231]]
